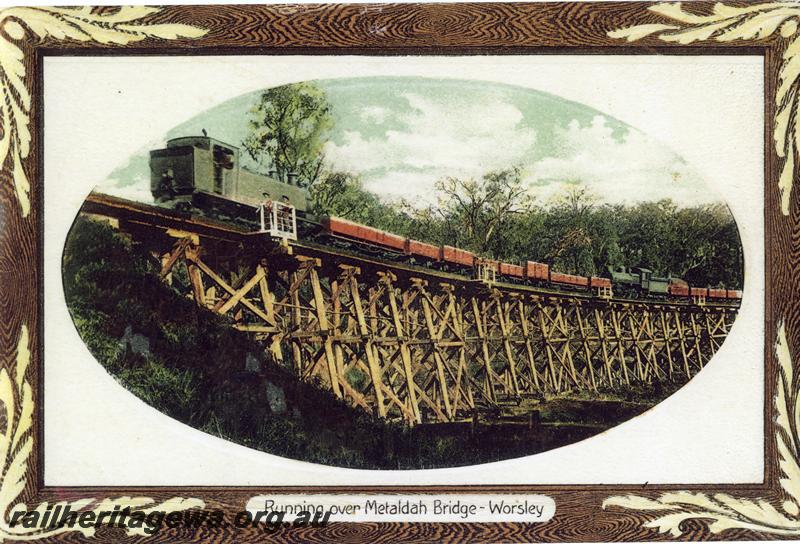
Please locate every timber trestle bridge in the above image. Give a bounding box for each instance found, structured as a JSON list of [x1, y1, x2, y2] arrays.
[[82, 193, 740, 425]]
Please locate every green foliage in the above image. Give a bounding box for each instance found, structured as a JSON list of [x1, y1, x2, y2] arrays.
[[243, 82, 333, 186], [345, 367, 368, 390], [113, 353, 200, 423], [309, 170, 743, 288], [433, 168, 533, 256], [533, 187, 597, 275], [310, 171, 411, 230]]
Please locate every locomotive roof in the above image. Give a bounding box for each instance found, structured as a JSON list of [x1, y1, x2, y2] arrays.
[[166, 135, 238, 151]]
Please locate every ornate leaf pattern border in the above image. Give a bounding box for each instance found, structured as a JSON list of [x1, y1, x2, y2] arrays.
[[0, 6, 209, 541], [0, 6, 207, 218], [0, 2, 792, 541], [0, 325, 205, 541], [607, 5, 800, 533], [419, 1, 798, 535], [603, 321, 799, 536], [608, 1, 800, 216]]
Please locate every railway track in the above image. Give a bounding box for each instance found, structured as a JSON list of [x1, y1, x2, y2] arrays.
[[81, 192, 739, 311], [79, 192, 740, 425]]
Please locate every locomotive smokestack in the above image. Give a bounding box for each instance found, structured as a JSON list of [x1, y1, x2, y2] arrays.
[[287, 172, 299, 186]]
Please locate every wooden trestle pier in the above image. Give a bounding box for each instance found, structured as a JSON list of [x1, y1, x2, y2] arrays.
[[82, 193, 741, 425]]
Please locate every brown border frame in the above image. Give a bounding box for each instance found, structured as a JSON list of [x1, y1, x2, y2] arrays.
[[0, 2, 788, 541]]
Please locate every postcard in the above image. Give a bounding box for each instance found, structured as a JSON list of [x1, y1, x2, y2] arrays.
[[0, 3, 790, 542]]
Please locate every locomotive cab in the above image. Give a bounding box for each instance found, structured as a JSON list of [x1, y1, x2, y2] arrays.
[[150, 136, 240, 203], [606, 265, 648, 298], [633, 267, 652, 291], [149, 134, 313, 216]]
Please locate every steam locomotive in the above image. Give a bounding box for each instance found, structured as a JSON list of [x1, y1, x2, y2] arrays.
[[149, 135, 742, 304]]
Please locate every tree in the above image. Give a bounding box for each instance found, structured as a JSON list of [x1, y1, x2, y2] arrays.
[[672, 203, 742, 287], [541, 186, 599, 275], [491, 203, 547, 264], [587, 203, 624, 273], [435, 168, 533, 256], [309, 171, 355, 216], [613, 199, 742, 287], [242, 82, 333, 186], [309, 171, 416, 235], [616, 199, 678, 276]]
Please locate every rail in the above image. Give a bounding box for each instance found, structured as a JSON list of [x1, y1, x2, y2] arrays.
[[80, 192, 742, 425], [82, 192, 740, 311]]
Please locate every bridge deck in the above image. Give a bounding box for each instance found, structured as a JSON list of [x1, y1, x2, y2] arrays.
[[79, 192, 741, 425]]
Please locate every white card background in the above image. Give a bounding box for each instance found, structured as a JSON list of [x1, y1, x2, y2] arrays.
[[43, 54, 764, 486]]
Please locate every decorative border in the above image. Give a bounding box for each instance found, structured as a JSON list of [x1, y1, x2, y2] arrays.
[[602, 3, 799, 537], [608, 1, 800, 217], [604, 323, 800, 536], [0, 6, 208, 542], [0, 326, 204, 541], [0, 3, 787, 542]]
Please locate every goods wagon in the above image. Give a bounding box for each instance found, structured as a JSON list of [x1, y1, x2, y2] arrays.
[[727, 289, 743, 300], [525, 261, 550, 281], [708, 288, 727, 299], [442, 246, 475, 268], [500, 262, 525, 279], [669, 282, 690, 297], [322, 217, 406, 252], [405, 239, 440, 261], [690, 287, 709, 298], [551, 272, 589, 288]]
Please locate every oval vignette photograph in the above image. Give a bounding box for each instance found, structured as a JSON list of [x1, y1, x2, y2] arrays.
[[61, 77, 744, 470]]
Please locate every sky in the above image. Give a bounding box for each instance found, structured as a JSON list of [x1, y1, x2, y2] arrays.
[[100, 76, 721, 208]]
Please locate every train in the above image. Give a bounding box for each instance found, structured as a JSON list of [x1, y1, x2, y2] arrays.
[[149, 134, 742, 304]]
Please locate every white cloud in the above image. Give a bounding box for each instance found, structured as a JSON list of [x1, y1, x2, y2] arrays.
[[362, 170, 439, 206], [327, 97, 719, 209], [325, 92, 537, 204], [98, 175, 154, 203], [361, 106, 388, 124], [525, 116, 720, 206]]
